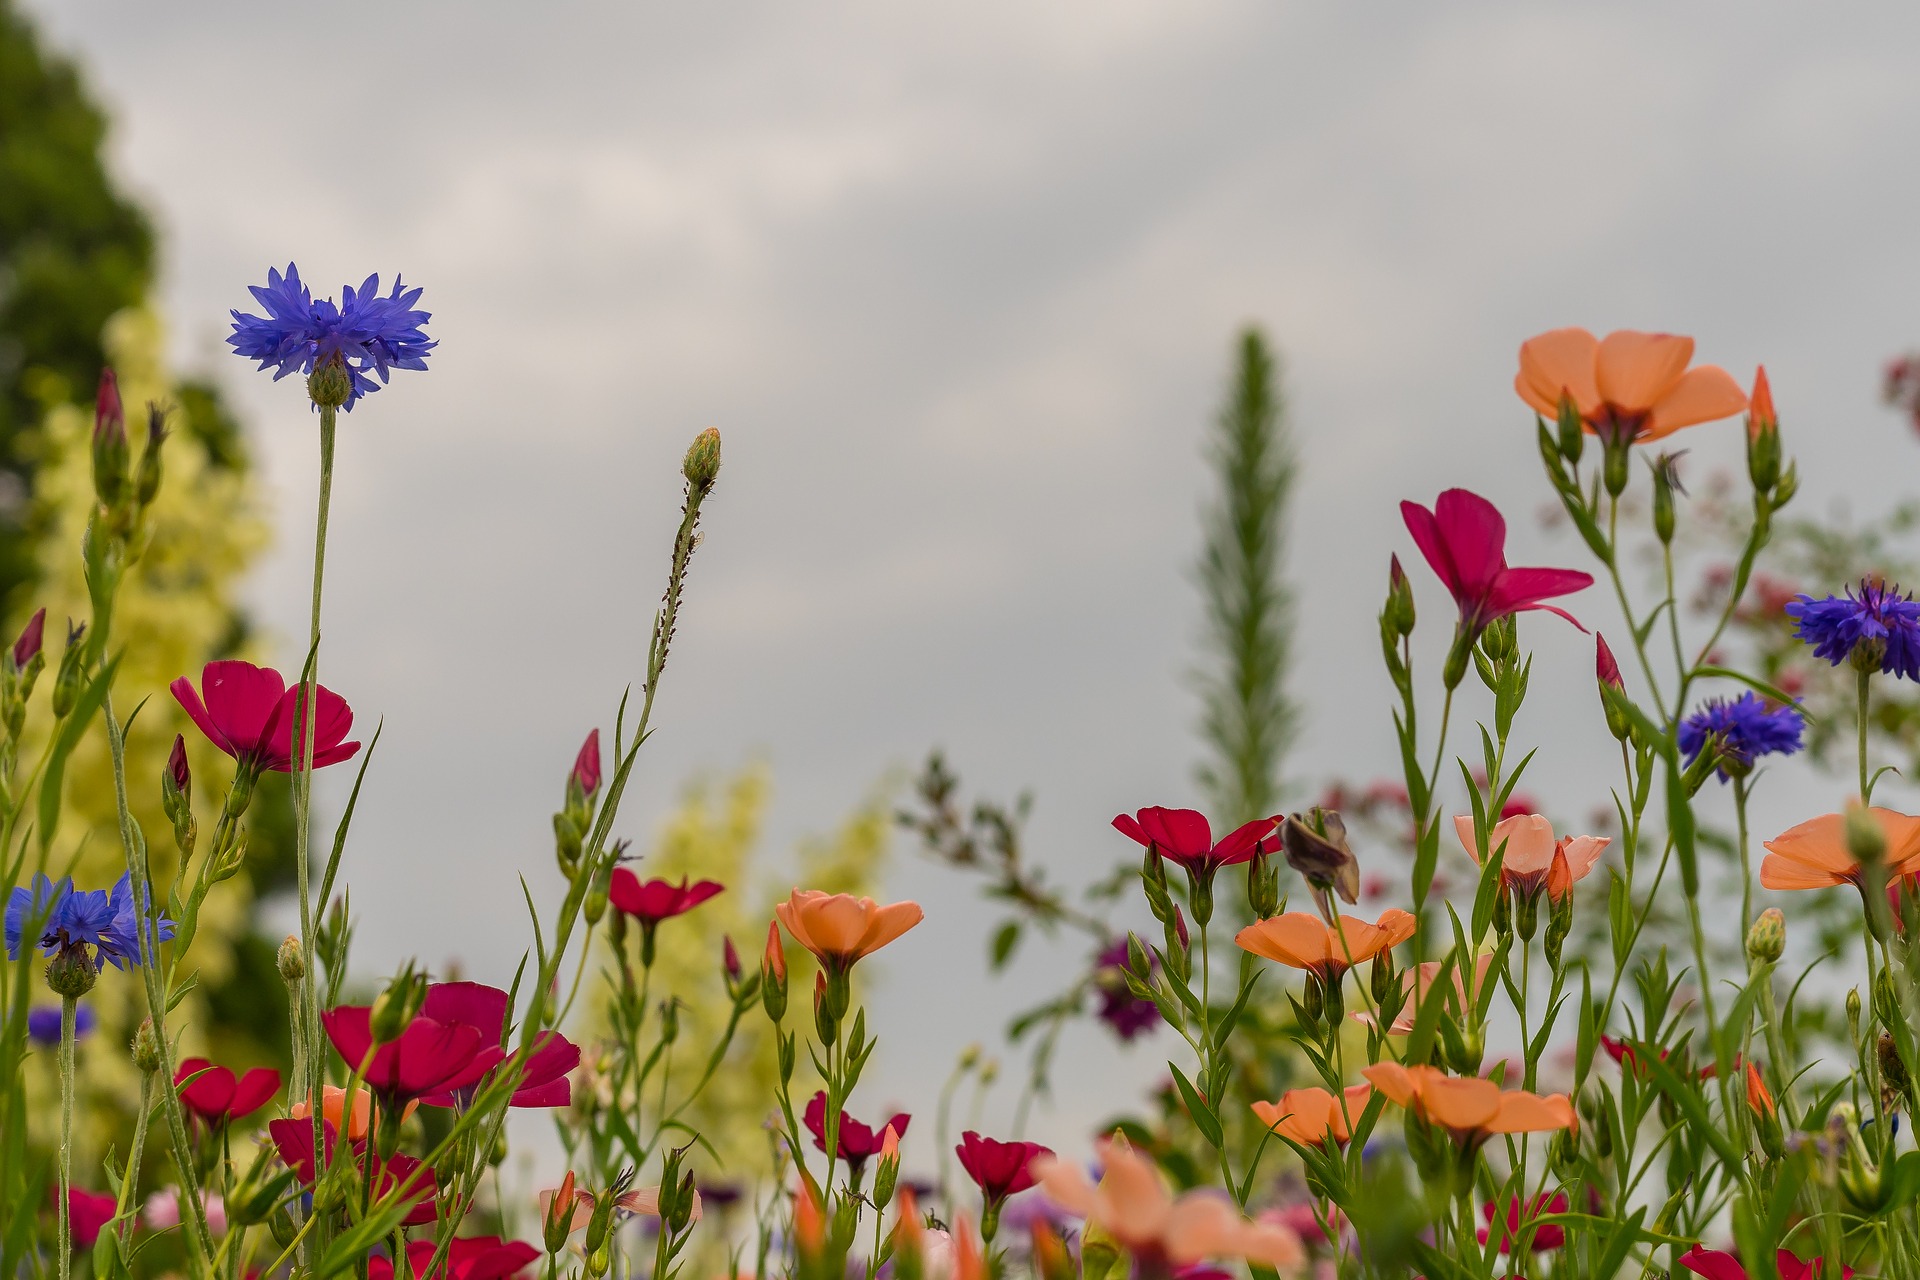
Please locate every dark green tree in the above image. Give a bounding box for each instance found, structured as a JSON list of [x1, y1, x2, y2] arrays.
[[1195, 327, 1298, 825]]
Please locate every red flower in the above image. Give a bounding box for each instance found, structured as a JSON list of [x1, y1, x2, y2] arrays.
[[268, 1119, 439, 1226], [608, 870, 724, 925], [175, 1057, 281, 1124], [415, 981, 579, 1108], [955, 1131, 1052, 1205], [321, 1006, 502, 1108], [370, 1238, 541, 1280], [1679, 1245, 1851, 1280], [803, 1092, 908, 1167], [1111, 808, 1277, 878], [1400, 489, 1593, 638], [170, 661, 360, 773], [1477, 1192, 1568, 1253], [66, 1188, 117, 1249]]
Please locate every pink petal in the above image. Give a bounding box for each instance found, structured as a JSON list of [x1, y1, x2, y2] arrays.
[[422, 981, 510, 1041], [1485, 567, 1594, 618], [171, 676, 233, 757], [199, 661, 286, 755], [1140, 807, 1213, 858], [1398, 500, 1458, 598], [229, 1068, 282, 1121], [1430, 489, 1509, 603]]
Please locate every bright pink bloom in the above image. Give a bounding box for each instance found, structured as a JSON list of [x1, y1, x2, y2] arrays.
[[67, 1188, 117, 1248], [1478, 1192, 1568, 1252], [608, 870, 724, 925], [415, 981, 579, 1109], [1111, 808, 1278, 878], [370, 1238, 541, 1280], [267, 1119, 438, 1226], [175, 1057, 280, 1124], [803, 1092, 908, 1167], [1400, 489, 1593, 637], [170, 661, 360, 773], [1679, 1245, 1851, 1280], [572, 730, 601, 797], [321, 1006, 502, 1107], [12, 608, 44, 669], [956, 1131, 1052, 1205]]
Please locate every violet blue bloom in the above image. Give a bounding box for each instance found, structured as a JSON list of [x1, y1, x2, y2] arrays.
[[228, 264, 434, 409], [1678, 693, 1805, 782], [1786, 580, 1920, 680], [5, 873, 172, 971], [28, 1003, 96, 1046]]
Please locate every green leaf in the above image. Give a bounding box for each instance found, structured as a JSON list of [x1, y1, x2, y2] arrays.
[[1167, 1061, 1224, 1149], [1693, 667, 1818, 724], [989, 919, 1022, 970]]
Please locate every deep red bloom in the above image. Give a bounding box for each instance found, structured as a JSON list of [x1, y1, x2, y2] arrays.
[[175, 1057, 281, 1123], [267, 1119, 438, 1226], [67, 1188, 117, 1248], [1477, 1192, 1568, 1253], [608, 870, 724, 925], [572, 730, 601, 797], [1400, 489, 1593, 637], [1111, 808, 1278, 878], [321, 1006, 502, 1107], [170, 660, 360, 773], [955, 1131, 1052, 1204], [370, 1238, 541, 1280], [1679, 1245, 1852, 1280], [415, 981, 579, 1108], [803, 1092, 908, 1166], [12, 607, 44, 669]]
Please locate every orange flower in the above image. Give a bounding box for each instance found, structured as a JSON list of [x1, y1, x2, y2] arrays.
[[288, 1084, 415, 1141], [1745, 1063, 1776, 1119], [1251, 1084, 1372, 1146], [1760, 808, 1920, 890], [1235, 909, 1416, 981], [1035, 1140, 1304, 1272], [1516, 328, 1747, 445], [1362, 1062, 1575, 1151], [775, 890, 923, 972], [1454, 814, 1607, 899]]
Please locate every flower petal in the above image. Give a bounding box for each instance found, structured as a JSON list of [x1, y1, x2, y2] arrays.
[[1516, 327, 1600, 420], [1595, 331, 1693, 414], [1645, 364, 1748, 439]]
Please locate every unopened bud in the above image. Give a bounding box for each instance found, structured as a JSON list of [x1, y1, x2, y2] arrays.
[[1384, 555, 1416, 638], [135, 404, 168, 508], [1555, 394, 1585, 466], [1746, 367, 1781, 495], [873, 1125, 901, 1209], [51, 621, 86, 718], [369, 964, 427, 1044], [761, 921, 788, 1023], [1747, 908, 1786, 964], [545, 1171, 578, 1255], [659, 999, 679, 1046], [45, 948, 97, 998], [131, 1017, 164, 1074], [1650, 452, 1683, 545], [277, 935, 306, 985], [1846, 804, 1886, 868], [723, 935, 742, 984], [682, 428, 722, 493], [307, 354, 353, 409], [10, 608, 45, 674], [570, 730, 601, 802], [584, 877, 608, 927], [162, 734, 192, 823], [92, 369, 129, 508]]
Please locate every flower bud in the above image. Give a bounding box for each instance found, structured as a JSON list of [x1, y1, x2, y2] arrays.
[[1370, 948, 1396, 1005], [1247, 851, 1280, 919], [1746, 367, 1781, 495], [1772, 461, 1799, 510], [1847, 803, 1886, 869], [131, 1017, 164, 1075], [761, 921, 788, 1023], [45, 948, 97, 998], [544, 1171, 578, 1255], [135, 404, 168, 509], [1848, 987, 1863, 1042], [813, 970, 835, 1044], [1555, 394, 1585, 466], [92, 368, 129, 509], [1881, 1033, 1913, 1109], [723, 935, 742, 985], [570, 729, 601, 803], [682, 427, 722, 493], [584, 875, 608, 927], [161, 734, 192, 823], [52, 620, 87, 719], [1650, 452, 1682, 545], [369, 963, 427, 1044], [659, 999, 679, 1046], [1280, 809, 1360, 906], [10, 607, 45, 675], [1746, 908, 1786, 964], [1384, 555, 1416, 638], [277, 935, 306, 986], [873, 1125, 900, 1210], [1602, 432, 1631, 498], [307, 354, 353, 409]]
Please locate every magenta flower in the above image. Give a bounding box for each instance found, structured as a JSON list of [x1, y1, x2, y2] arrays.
[[1400, 489, 1593, 638], [321, 1006, 502, 1109], [571, 730, 601, 797], [956, 1131, 1053, 1206], [803, 1092, 908, 1170], [416, 981, 579, 1109], [175, 1057, 281, 1125], [170, 660, 360, 773], [1111, 808, 1277, 879], [609, 871, 724, 926]]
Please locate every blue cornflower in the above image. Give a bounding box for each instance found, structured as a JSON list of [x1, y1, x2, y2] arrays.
[[1785, 579, 1920, 680], [27, 1003, 95, 1046], [227, 263, 435, 409], [4, 872, 172, 971], [1678, 692, 1805, 782]]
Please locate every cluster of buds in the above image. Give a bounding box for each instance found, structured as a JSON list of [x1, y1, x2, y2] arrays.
[[554, 730, 602, 878], [89, 369, 168, 559]]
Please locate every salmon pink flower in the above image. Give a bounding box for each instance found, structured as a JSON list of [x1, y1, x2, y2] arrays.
[[321, 1005, 502, 1109], [289, 1084, 406, 1141], [1034, 1140, 1305, 1271], [1516, 328, 1747, 445], [1479, 1193, 1568, 1253], [1362, 1062, 1575, 1152], [1454, 814, 1608, 900], [775, 890, 922, 974], [803, 1092, 908, 1172], [609, 871, 723, 926], [416, 981, 578, 1108], [1401, 489, 1593, 653], [1250, 1085, 1372, 1147], [170, 660, 360, 773], [1761, 807, 1920, 890], [1112, 808, 1278, 884], [1234, 909, 1416, 983], [175, 1057, 281, 1125], [956, 1131, 1053, 1206]]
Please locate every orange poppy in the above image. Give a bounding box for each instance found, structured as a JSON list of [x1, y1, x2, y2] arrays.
[[774, 890, 924, 972], [1760, 808, 1920, 890], [1035, 1140, 1304, 1271], [1251, 1084, 1372, 1146], [1516, 328, 1746, 445], [1362, 1062, 1574, 1150], [1235, 909, 1416, 981]]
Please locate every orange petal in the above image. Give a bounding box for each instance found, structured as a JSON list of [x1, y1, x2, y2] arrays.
[[1235, 913, 1331, 970], [1485, 1090, 1577, 1134], [1762, 814, 1859, 880], [1487, 814, 1557, 876], [1373, 908, 1417, 949], [1032, 1156, 1098, 1217], [1162, 1195, 1243, 1266], [1643, 364, 1748, 439], [1556, 835, 1609, 882], [1758, 853, 1848, 891], [1516, 328, 1600, 419], [855, 900, 924, 958], [1595, 331, 1693, 413], [1361, 1061, 1416, 1108], [1419, 1075, 1502, 1130]]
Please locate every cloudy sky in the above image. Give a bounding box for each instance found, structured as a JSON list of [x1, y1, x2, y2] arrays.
[[26, 0, 1920, 1157]]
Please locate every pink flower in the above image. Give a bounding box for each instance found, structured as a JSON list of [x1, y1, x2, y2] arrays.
[[1679, 1245, 1851, 1280], [1477, 1192, 1567, 1253], [1111, 808, 1278, 879], [1454, 814, 1608, 900], [571, 730, 601, 797], [1400, 489, 1593, 639], [170, 660, 360, 773], [956, 1132, 1053, 1205], [608, 871, 724, 926], [416, 981, 579, 1108], [175, 1057, 280, 1124], [66, 1188, 118, 1248]]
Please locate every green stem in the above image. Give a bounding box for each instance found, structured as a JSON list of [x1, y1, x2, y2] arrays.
[[1859, 668, 1873, 804], [58, 994, 75, 1280], [1734, 776, 1752, 934], [117, 1072, 154, 1243]]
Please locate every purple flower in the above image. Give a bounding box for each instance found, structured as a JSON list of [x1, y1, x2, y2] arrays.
[[1678, 693, 1805, 783], [28, 1003, 96, 1046], [227, 264, 435, 410], [4, 873, 172, 971], [1092, 940, 1160, 1042], [1786, 580, 1920, 680]]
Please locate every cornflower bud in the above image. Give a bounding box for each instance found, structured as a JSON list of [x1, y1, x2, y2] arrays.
[[135, 404, 167, 509], [131, 1017, 164, 1075], [761, 921, 788, 1023], [682, 427, 722, 493], [1384, 555, 1416, 638], [1746, 367, 1781, 496], [45, 946, 96, 998], [51, 620, 86, 718], [307, 353, 353, 409], [1746, 908, 1786, 964], [545, 1171, 578, 1255], [277, 935, 305, 985], [92, 368, 129, 509]]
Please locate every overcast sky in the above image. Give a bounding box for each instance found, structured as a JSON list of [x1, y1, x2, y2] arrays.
[[26, 0, 1920, 1160]]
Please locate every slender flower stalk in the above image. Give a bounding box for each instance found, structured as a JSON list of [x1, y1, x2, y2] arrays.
[[58, 994, 75, 1280]]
